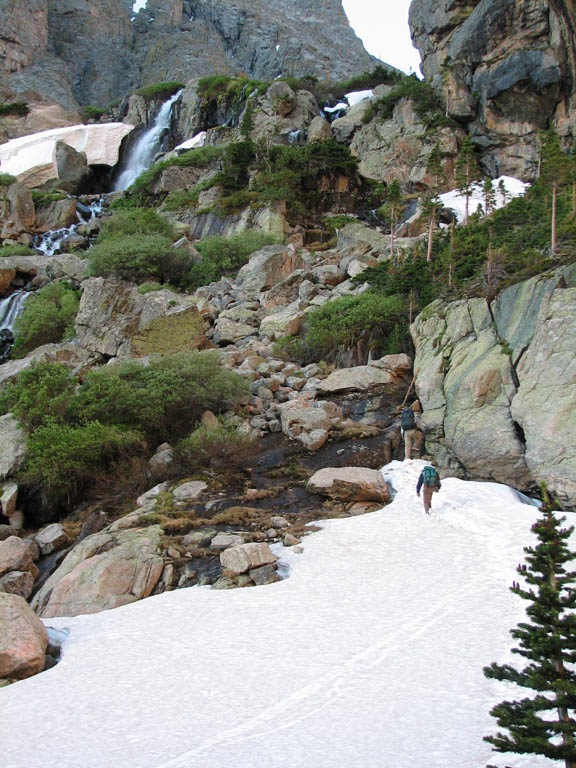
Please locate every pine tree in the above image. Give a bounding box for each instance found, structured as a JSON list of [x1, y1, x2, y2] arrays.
[[497, 179, 510, 208], [483, 177, 497, 217], [424, 143, 447, 262], [540, 129, 571, 255], [383, 179, 403, 259], [455, 136, 480, 224], [484, 496, 576, 768]]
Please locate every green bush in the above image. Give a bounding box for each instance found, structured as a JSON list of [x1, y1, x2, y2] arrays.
[[31, 189, 67, 208], [276, 293, 409, 364], [197, 75, 233, 100], [175, 424, 256, 469], [0, 173, 17, 187], [0, 361, 76, 430], [67, 351, 250, 442], [184, 231, 281, 290], [363, 75, 445, 126], [0, 102, 29, 117], [12, 283, 80, 357], [22, 419, 143, 509], [0, 243, 34, 257], [126, 145, 223, 200], [137, 281, 172, 294], [134, 82, 185, 100], [80, 105, 107, 121], [97, 208, 175, 241], [88, 233, 192, 284]]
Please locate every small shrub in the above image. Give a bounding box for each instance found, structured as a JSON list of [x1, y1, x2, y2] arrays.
[[134, 82, 184, 100], [127, 145, 223, 199], [21, 419, 144, 510], [137, 281, 169, 294], [68, 351, 250, 443], [88, 233, 191, 284], [97, 208, 175, 241], [0, 102, 29, 117], [0, 173, 17, 187], [31, 189, 67, 208], [175, 424, 256, 470], [12, 283, 80, 358], [183, 231, 281, 290], [275, 293, 409, 364], [0, 361, 76, 430], [0, 243, 34, 257], [80, 105, 107, 122], [197, 75, 233, 101]]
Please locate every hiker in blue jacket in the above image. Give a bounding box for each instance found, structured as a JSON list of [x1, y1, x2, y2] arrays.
[[416, 465, 441, 514], [401, 402, 423, 459]]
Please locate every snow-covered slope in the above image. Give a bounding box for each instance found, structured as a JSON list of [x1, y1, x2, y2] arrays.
[[0, 460, 559, 768]]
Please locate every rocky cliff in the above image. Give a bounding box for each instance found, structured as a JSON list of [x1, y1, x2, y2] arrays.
[[0, 0, 380, 110], [409, 0, 576, 179], [411, 264, 576, 508]]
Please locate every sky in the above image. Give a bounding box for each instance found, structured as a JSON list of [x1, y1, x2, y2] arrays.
[[342, 0, 422, 74], [1, 459, 558, 768]]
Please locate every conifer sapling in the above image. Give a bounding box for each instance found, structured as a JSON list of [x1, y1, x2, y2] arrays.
[[483, 494, 576, 768]]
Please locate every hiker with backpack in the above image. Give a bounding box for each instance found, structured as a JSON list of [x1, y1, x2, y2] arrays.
[[416, 465, 441, 514], [401, 402, 423, 460]]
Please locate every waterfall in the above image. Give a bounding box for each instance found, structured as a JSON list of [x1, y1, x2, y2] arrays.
[[0, 290, 31, 362], [34, 197, 104, 257], [114, 90, 183, 192]]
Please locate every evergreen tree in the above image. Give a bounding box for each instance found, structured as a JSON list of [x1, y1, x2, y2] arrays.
[[484, 497, 576, 768], [455, 136, 480, 223], [540, 129, 571, 254], [424, 143, 447, 262], [483, 178, 497, 217], [383, 179, 403, 259], [497, 179, 510, 208]]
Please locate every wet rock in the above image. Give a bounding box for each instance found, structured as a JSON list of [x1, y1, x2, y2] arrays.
[[250, 564, 280, 586]]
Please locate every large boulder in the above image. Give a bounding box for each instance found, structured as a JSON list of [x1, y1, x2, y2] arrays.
[[0, 593, 48, 680], [307, 467, 391, 503], [75, 278, 205, 358], [0, 123, 135, 188], [32, 527, 165, 618], [317, 355, 411, 396], [0, 415, 27, 480], [0, 182, 35, 240], [220, 543, 278, 575], [0, 536, 38, 580], [236, 244, 308, 300]]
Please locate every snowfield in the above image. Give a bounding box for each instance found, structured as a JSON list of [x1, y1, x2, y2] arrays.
[[439, 175, 530, 223], [0, 460, 565, 768]]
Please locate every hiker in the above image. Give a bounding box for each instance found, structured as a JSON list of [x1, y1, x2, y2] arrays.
[[401, 402, 423, 460], [416, 464, 441, 514]]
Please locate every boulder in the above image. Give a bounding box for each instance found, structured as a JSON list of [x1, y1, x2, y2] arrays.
[[317, 365, 399, 395], [31, 527, 165, 618], [0, 536, 38, 579], [172, 481, 208, 503], [220, 542, 278, 574], [136, 482, 170, 507], [0, 123, 135, 188], [54, 140, 88, 192], [0, 482, 18, 519], [259, 302, 308, 340], [211, 533, 246, 551], [33, 197, 78, 232], [0, 593, 48, 680], [0, 570, 35, 599], [75, 278, 205, 358], [213, 318, 257, 345], [148, 444, 174, 477], [0, 182, 35, 239], [307, 467, 391, 503], [250, 564, 281, 586], [34, 523, 70, 556], [181, 528, 217, 550], [308, 116, 332, 143], [236, 244, 308, 300]]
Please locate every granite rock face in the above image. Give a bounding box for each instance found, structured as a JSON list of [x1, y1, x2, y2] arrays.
[[409, 0, 576, 178], [0, 0, 381, 109], [411, 264, 576, 508]]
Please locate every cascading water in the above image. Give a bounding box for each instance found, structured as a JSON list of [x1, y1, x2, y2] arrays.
[[34, 197, 104, 257], [114, 90, 183, 191], [0, 290, 31, 362]]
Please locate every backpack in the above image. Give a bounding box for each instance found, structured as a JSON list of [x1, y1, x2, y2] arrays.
[[423, 466, 440, 488], [401, 407, 416, 430]]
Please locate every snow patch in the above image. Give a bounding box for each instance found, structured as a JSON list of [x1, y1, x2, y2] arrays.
[[344, 89, 374, 107], [132, 0, 147, 13], [174, 131, 207, 152], [0, 460, 561, 768], [439, 175, 530, 223]]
